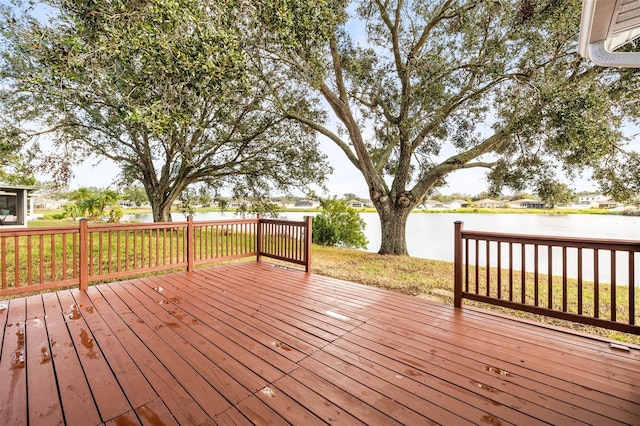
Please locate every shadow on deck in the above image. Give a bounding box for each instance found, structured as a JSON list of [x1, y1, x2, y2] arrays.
[[1, 262, 639, 425]]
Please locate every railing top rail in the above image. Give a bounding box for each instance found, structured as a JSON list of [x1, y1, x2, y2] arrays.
[[88, 221, 189, 232], [0, 226, 79, 236], [67, 218, 261, 233], [259, 218, 307, 225], [192, 218, 259, 226], [461, 229, 640, 251]]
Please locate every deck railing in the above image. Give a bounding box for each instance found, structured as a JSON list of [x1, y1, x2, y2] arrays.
[[0, 216, 312, 297], [454, 221, 640, 335]]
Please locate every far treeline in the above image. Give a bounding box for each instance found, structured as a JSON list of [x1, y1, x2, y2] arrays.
[[1, 0, 639, 255]]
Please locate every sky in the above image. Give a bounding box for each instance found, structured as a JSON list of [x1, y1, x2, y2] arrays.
[[64, 133, 602, 199]]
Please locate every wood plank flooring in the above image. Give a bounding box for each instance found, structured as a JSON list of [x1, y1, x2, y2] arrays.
[[1, 261, 638, 425]]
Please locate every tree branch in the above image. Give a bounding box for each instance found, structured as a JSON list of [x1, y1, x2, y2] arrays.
[[285, 109, 360, 168], [414, 128, 510, 196]]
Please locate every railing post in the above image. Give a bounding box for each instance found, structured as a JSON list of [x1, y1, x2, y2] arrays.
[[187, 215, 195, 272], [256, 214, 262, 262], [454, 221, 463, 308], [79, 219, 88, 291], [304, 216, 313, 273]]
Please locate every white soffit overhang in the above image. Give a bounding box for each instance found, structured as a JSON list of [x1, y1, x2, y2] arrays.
[[579, 0, 640, 67]]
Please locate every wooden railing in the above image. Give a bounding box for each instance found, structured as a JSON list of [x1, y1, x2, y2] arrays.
[[454, 221, 640, 335], [0, 216, 312, 297]]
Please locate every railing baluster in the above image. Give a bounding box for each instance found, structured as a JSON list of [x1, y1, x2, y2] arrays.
[[497, 241, 502, 299], [79, 220, 88, 291], [158, 227, 162, 266], [171, 228, 175, 264], [73, 233, 78, 279], [62, 234, 67, 281], [629, 252, 635, 326], [106, 232, 112, 275], [562, 247, 567, 312], [485, 240, 490, 297], [548, 246, 553, 309], [509, 242, 513, 301], [133, 230, 138, 270], [1, 237, 6, 289], [187, 217, 194, 272], [97, 232, 103, 276], [123, 230, 128, 271], [474, 239, 479, 294], [140, 228, 145, 269], [226, 224, 231, 257], [148, 227, 152, 268], [26, 236, 32, 286], [117, 230, 121, 272], [521, 243, 526, 304], [594, 249, 599, 318], [534, 244, 539, 306], [453, 221, 463, 307], [611, 250, 617, 322], [578, 248, 583, 315], [38, 235, 44, 286], [464, 238, 469, 293]]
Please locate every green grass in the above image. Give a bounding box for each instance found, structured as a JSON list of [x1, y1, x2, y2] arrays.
[[28, 218, 79, 228], [311, 244, 640, 345]]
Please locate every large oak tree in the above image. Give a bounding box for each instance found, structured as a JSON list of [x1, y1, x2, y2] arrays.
[[0, 0, 329, 221], [254, 0, 640, 254]]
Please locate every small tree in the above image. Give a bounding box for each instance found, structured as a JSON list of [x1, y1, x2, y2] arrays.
[[536, 180, 574, 208], [121, 184, 148, 207], [65, 187, 122, 221], [312, 198, 368, 249]]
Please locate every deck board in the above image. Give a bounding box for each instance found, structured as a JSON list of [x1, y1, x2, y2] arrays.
[[1, 261, 639, 425], [25, 295, 64, 425], [1, 298, 27, 426], [41, 292, 102, 426]]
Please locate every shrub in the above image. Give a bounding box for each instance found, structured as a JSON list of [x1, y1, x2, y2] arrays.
[[312, 198, 368, 249]]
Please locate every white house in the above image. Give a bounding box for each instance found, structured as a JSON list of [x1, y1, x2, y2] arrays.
[[34, 196, 67, 210], [578, 194, 609, 206], [474, 199, 502, 209], [446, 199, 470, 209], [422, 199, 443, 209], [293, 199, 320, 208]]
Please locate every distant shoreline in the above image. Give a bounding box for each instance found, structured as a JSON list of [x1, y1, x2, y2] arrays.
[[32, 206, 640, 222], [238, 207, 639, 216]]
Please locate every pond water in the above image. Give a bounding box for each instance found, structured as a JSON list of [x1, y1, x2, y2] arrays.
[[123, 211, 640, 284]]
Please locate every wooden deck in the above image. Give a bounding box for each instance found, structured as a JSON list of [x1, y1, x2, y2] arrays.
[[1, 262, 639, 425]]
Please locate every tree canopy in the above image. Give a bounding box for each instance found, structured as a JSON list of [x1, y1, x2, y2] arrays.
[[0, 0, 329, 221], [253, 0, 640, 254]]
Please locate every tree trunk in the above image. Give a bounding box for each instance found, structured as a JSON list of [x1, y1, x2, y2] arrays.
[[149, 197, 173, 222], [377, 205, 412, 255]]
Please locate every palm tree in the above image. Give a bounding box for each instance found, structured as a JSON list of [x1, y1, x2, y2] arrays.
[[79, 195, 102, 220], [63, 202, 80, 220], [68, 187, 93, 203]]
